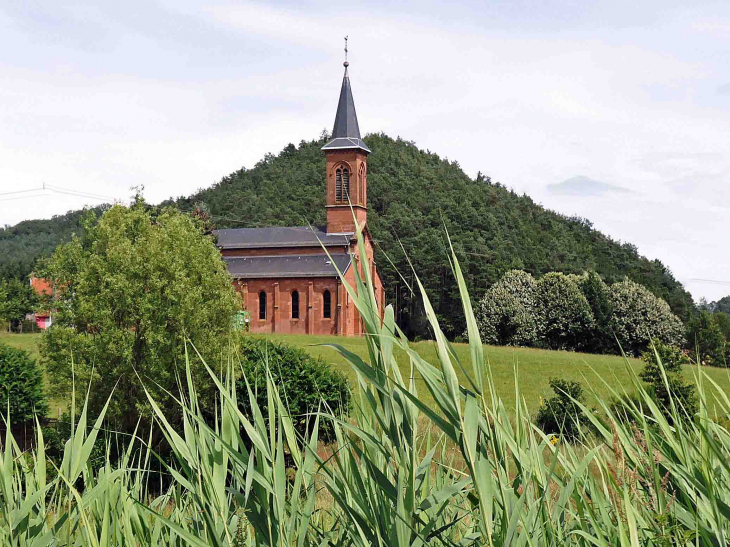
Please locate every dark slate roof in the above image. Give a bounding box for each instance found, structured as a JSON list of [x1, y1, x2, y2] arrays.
[[215, 226, 353, 250], [224, 254, 351, 279], [322, 67, 371, 153]]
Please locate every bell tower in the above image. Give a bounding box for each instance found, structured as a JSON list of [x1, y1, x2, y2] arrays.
[[322, 48, 370, 235]]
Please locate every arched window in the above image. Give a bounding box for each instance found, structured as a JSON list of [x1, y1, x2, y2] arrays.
[[335, 167, 350, 202], [323, 289, 331, 319], [291, 290, 299, 319], [259, 291, 267, 320]]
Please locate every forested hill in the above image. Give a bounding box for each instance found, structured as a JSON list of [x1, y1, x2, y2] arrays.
[[172, 133, 694, 336], [0, 207, 107, 279], [1, 133, 693, 337]]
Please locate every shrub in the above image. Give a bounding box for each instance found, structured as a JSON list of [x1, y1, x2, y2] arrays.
[[235, 337, 350, 442], [639, 338, 690, 374], [535, 272, 595, 350], [475, 270, 540, 346], [609, 278, 685, 355], [639, 339, 697, 422], [0, 343, 48, 423], [535, 378, 594, 443]]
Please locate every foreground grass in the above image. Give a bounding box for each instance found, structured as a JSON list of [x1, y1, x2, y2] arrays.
[[4, 330, 730, 416]]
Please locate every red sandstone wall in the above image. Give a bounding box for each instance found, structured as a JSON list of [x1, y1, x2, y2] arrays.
[[234, 278, 341, 335]]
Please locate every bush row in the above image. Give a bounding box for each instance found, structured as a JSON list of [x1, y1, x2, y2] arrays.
[[474, 270, 685, 355]]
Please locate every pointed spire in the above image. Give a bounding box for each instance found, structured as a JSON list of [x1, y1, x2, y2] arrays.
[[331, 66, 361, 139], [322, 39, 370, 153]]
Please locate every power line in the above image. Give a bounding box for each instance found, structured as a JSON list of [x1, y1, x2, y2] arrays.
[[0, 183, 121, 203], [0, 188, 46, 197], [689, 278, 730, 286]]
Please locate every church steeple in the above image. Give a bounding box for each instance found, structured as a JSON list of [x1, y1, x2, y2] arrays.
[[322, 40, 370, 154], [323, 42, 370, 234]]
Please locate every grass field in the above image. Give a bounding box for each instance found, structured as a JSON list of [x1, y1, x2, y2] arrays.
[[5, 330, 729, 416]]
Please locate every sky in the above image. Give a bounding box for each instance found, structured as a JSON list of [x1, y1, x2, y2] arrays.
[[0, 0, 728, 302]]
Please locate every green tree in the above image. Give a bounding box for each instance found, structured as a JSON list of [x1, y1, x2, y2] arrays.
[[708, 295, 730, 314], [714, 312, 730, 341], [39, 202, 239, 435], [474, 270, 540, 346], [0, 343, 48, 423], [578, 271, 615, 353], [0, 277, 39, 332], [686, 311, 728, 367], [535, 272, 595, 350], [609, 278, 685, 356], [235, 337, 350, 442], [639, 339, 697, 422]]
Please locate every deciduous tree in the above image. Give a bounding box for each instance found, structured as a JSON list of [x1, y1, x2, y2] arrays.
[[609, 278, 685, 356], [536, 272, 594, 350], [39, 202, 239, 434]]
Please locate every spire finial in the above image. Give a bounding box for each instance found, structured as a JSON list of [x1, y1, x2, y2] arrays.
[[343, 36, 349, 68]]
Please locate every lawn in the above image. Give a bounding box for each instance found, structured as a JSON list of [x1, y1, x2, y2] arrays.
[[265, 334, 730, 415], [3, 331, 730, 416]]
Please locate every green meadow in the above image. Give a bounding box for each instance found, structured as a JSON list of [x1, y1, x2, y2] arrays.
[[5, 330, 729, 416]]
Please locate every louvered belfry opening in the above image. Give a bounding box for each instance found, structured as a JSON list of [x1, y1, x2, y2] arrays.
[[342, 169, 349, 200], [335, 168, 342, 201], [335, 168, 350, 202]]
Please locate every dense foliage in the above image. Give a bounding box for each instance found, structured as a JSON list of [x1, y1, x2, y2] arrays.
[[235, 337, 350, 442], [576, 271, 615, 353], [685, 310, 729, 367], [536, 272, 594, 350], [0, 134, 693, 338], [0, 277, 39, 331], [535, 378, 594, 443], [473, 269, 540, 346], [38, 201, 239, 436], [475, 269, 685, 354], [0, 343, 47, 423], [609, 278, 686, 355]]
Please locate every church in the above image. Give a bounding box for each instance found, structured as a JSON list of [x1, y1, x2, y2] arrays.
[[215, 59, 385, 336]]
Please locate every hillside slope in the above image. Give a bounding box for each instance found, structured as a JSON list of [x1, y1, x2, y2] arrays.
[[0, 133, 693, 336], [0, 207, 106, 279]]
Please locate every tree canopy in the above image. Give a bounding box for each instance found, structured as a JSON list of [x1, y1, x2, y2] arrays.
[[0, 277, 39, 330], [38, 202, 239, 435], [475, 269, 685, 354]]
